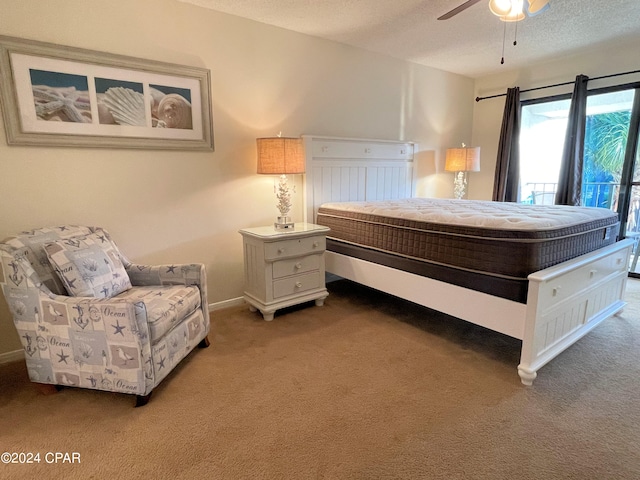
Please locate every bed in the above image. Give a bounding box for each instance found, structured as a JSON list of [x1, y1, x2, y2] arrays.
[[302, 135, 634, 385]]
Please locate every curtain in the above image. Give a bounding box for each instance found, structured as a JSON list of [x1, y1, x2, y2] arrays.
[[555, 74, 589, 206], [492, 87, 521, 202]]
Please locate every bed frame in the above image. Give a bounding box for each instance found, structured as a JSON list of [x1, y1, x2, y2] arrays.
[[302, 134, 634, 385]]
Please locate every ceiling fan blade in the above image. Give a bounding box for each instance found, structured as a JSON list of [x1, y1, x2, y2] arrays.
[[437, 0, 484, 20]]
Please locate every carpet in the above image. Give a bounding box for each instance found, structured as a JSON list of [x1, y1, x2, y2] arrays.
[[1, 278, 639, 479]]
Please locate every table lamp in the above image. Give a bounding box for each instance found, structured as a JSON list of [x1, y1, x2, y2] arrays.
[[444, 144, 481, 200], [257, 136, 305, 229]]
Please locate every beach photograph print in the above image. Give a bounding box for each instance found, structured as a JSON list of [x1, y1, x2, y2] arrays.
[[149, 84, 193, 130], [29, 69, 92, 123], [1, 35, 213, 149], [95, 78, 146, 126]]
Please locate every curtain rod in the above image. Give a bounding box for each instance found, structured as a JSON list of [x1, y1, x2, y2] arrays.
[[475, 68, 640, 102]]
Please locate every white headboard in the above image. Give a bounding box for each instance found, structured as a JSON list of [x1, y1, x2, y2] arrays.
[[302, 135, 416, 223]]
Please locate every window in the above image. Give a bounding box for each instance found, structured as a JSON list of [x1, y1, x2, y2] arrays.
[[520, 98, 570, 205], [519, 84, 640, 276]]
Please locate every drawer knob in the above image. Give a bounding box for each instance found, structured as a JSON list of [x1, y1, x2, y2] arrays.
[[278, 247, 285, 254], [312, 241, 319, 248], [552, 286, 561, 297], [589, 269, 597, 278], [295, 282, 303, 288], [295, 262, 302, 270]]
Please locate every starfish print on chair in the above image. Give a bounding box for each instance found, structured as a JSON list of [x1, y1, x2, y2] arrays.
[[57, 349, 69, 364], [112, 319, 126, 336]]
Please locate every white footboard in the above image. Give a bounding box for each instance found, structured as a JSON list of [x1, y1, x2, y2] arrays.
[[517, 238, 634, 385]]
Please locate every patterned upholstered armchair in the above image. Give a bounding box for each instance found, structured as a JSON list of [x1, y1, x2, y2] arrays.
[[0, 226, 210, 406]]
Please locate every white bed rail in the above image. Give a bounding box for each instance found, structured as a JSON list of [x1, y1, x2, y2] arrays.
[[325, 251, 528, 339]]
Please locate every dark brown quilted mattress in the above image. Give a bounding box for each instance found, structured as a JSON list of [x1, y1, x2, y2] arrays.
[[317, 198, 620, 302]]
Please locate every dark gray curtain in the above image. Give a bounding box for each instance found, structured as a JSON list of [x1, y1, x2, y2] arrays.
[[492, 87, 521, 202], [555, 74, 589, 206]]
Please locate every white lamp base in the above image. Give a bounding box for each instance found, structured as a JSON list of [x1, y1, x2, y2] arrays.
[[274, 216, 295, 229], [273, 174, 296, 229], [453, 171, 468, 200]]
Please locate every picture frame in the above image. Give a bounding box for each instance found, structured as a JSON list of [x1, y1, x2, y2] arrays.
[[0, 35, 214, 151]]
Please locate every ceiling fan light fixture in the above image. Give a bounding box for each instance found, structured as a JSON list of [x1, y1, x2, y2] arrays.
[[527, 0, 550, 15], [498, 0, 525, 22], [489, 0, 513, 16]]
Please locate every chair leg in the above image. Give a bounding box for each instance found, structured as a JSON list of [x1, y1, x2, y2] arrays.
[[35, 383, 62, 395], [135, 392, 153, 408], [198, 335, 210, 348]]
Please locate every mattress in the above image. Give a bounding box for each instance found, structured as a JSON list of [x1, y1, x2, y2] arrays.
[[316, 198, 620, 302]]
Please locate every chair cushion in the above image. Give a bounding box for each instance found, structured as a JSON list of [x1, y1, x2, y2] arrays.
[[0, 226, 95, 295], [44, 232, 132, 298], [116, 285, 202, 343]]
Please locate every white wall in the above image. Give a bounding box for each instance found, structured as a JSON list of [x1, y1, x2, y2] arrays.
[[470, 39, 640, 200], [0, 0, 475, 356]]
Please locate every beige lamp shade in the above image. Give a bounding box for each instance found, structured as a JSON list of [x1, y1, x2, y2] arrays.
[[256, 137, 305, 175], [444, 147, 481, 172]]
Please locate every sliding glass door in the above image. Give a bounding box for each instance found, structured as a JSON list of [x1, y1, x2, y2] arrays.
[[519, 83, 640, 277], [618, 91, 640, 275]]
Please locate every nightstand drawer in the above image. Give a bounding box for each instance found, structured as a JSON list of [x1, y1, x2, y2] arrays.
[[273, 271, 322, 298], [273, 255, 321, 279], [264, 235, 326, 260]]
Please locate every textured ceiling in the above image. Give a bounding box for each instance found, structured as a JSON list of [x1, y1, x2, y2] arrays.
[[177, 0, 640, 78]]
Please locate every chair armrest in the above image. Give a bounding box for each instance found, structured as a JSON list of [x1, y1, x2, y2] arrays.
[[125, 263, 204, 286], [125, 263, 208, 319]]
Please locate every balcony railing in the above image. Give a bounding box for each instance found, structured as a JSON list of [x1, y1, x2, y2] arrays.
[[523, 182, 618, 209]]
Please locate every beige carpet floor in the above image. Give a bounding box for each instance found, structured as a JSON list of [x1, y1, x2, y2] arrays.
[[1, 278, 639, 480]]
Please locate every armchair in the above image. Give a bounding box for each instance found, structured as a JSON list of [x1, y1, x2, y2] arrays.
[[0, 226, 210, 406]]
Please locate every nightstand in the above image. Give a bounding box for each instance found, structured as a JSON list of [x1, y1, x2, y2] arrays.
[[239, 223, 330, 321]]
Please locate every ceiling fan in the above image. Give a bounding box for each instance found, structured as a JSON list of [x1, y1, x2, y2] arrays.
[[438, 0, 550, 21], [438, 0, 483, 20]]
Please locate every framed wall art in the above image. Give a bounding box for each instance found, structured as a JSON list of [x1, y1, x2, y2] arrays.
[[0, 35, 214, 150]]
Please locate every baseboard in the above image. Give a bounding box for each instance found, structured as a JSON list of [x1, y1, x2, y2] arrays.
[[208, 296, 245, 312], [0, 349, 24, 365]]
